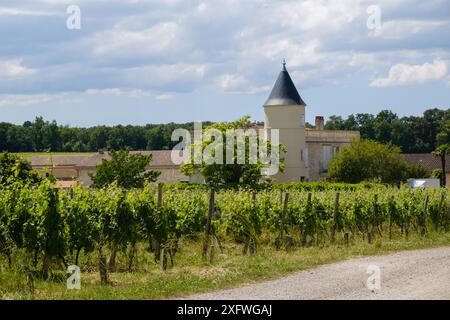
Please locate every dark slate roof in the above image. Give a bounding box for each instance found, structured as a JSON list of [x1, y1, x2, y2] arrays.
[[264, 63, 306, 107], [402, 153, 450, 172]]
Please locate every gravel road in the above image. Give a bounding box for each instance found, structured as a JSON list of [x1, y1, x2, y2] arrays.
[[186, 247, 450, 300]]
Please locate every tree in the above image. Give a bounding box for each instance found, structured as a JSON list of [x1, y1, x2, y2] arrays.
[[180, 116, 285, 187], [436, 119, 450, 146], [328, 140, 411, 184], [90, 150, 160, 189], [0, 152, 42, 186], [432, 144, 450, 187]]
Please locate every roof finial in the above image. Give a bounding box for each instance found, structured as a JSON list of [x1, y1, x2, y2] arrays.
[[282, 58, 286, 70]]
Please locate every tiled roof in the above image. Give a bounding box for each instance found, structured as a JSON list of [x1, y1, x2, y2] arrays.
[[27, 155, 92, 167], [28, 150, 179, 169], [402, 153, 450, 172]]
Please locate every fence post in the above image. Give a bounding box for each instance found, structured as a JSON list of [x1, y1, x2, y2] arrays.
[[436, 193, 445, 231], [202, 189, 215, 258], [301, 193, 312, 247], [389, 196, 394, 240], [421, 195, 429, 237], [344, 232, 349, 247], [250, 192, 257, 255], [154, 183, 163, 262], [331, 192, 340, 243], [282, 192, 289, 233], [161, 247, 168, 271], [373, 194, 378, 236], [276, 192, 289, 249]]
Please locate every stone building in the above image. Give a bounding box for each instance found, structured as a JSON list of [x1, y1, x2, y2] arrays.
[[263, 62, 360, 182], [28, 62, 360, 185]]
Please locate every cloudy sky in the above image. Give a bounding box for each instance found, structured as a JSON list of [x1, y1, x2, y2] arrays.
[[0, 0, 449, 126]]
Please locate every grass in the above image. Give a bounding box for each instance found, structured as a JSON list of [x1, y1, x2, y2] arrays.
[[1, 231, 450, 300], [15, 152, 95, 159]]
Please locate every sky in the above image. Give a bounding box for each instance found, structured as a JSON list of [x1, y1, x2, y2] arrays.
[[0, 0, 449, 127]]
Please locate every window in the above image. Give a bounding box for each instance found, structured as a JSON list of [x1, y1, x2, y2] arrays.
[[321, 145, 332, 172], [301, 147, 309, 167], [300, 114, 305, 127]]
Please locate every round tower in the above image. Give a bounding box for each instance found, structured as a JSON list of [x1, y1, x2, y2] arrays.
[[264, 61, 307, 182]]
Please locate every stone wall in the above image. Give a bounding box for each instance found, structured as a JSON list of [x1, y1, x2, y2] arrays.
[[306, 129, 360, 181]]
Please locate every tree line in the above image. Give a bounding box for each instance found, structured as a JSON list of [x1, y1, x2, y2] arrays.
[[0, 108, 448, 153], [324, 108, 450, 153], [0, 117, 212, 153]]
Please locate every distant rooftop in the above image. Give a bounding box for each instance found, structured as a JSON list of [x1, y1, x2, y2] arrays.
[[402, 154, 450, 172], [264, 60, 306, 107], [27, 150, 178, 169]]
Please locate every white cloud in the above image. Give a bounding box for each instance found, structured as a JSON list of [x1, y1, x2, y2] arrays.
[[0, 93, 69, 108], [85, 87, 167, 99], [1, 0, 449, 97], [90, 21, 185, 60], [217, 73, 270, 94], [0, 7, 57, 16], [0, 59, 36, 78], [85, 88, 123, 96], [370, 20, 450, 39], [154, 93, 175, 100], [370, 59, 448, 87]]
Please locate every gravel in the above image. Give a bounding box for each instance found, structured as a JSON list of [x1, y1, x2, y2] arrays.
[[185, 247, 450, 300]]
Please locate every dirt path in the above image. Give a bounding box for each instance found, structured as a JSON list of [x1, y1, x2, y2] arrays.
[[186, 247, 450, 300]]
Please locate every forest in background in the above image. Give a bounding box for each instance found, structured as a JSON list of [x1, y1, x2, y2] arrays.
[[0, 108, 448, 154]]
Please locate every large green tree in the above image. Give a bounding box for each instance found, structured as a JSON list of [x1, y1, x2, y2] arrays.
[[90, 150, 160, 189], [180, 116, 285, 186], [328, 140, 414, 184]]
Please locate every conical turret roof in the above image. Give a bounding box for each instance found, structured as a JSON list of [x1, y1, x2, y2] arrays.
[[264, 61, 306, 107]]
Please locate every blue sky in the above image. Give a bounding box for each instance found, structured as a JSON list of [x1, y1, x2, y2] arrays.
[[0, 0, 449, 126]]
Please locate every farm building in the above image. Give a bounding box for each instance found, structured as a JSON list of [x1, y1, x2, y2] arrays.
[[28, 62, 360, 185]]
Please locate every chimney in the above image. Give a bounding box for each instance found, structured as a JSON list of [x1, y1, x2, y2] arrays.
[[315, 116, 324, 130]]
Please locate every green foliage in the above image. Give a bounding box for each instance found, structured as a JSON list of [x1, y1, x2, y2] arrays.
[[324, 108, 450, 153], [1, 109, 449, 154], [90, 150, 160, 189], [1, 117, 213, 153], [0, 181, 449, 285], [432, 143, 450, 186], [180, 116, 285, 187], [432, 168, 443, 181], [328, 140, 412, 184], [0, 152, 42, 186], [406, 163, 429, 179]]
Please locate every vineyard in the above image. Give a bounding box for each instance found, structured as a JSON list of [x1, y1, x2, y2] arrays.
[[0, 181, 449, 292]]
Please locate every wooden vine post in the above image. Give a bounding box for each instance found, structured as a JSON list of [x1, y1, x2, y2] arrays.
[[282, 192, 290, 247], [250, 192, 257, 255], [421, 195, 429, 237], [301, 193, 312, 247], [243, 192, 257, 256], [276, 192, 289, 249], [388, 196, 394, 240], [155, 183, 163, 263], [202, 189, 215, 258], [331, 192, 340, 243], [368, 194, 378, 244], [436, 192, 445, 231]]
